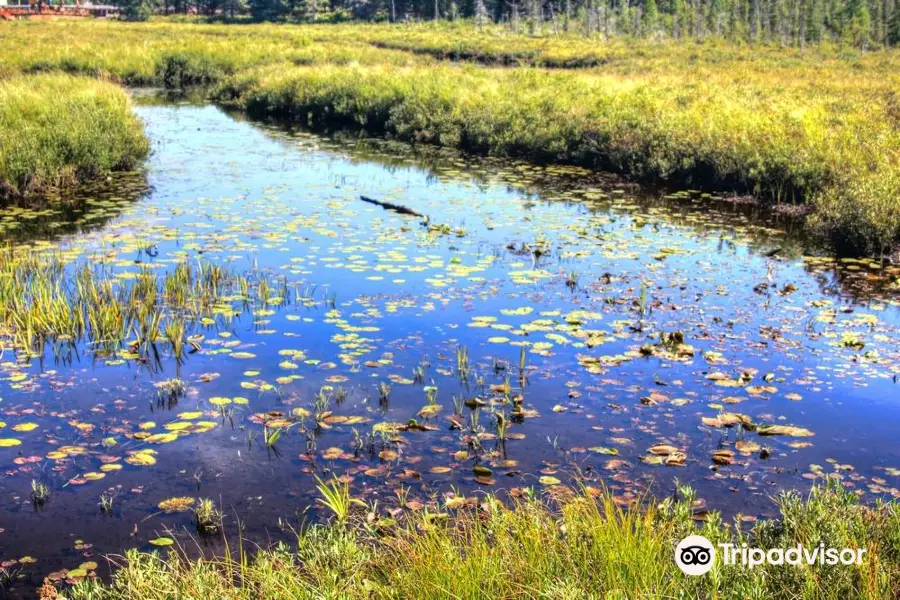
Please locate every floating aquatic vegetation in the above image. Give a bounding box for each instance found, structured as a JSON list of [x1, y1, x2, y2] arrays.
[[757, 425, 815, 437], [711, 449, 736, 465], [641, 444, 687, 467], [125, 449, 158, 467], [158, 497, 196, 513], [148, 537, 174, 547], [701, 413, 753, 429]]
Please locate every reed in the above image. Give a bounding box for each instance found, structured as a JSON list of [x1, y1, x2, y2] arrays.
[[314, 475, 365, 525], [164, 316, 187, 361], [30, 479, 50, 507], [66, 480, 900, 599], [0, 250, 283, 366], [0, 73, 148, 201]]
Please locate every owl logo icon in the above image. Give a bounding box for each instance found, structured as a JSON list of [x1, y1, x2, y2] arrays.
[[675, 535, 716, 575]]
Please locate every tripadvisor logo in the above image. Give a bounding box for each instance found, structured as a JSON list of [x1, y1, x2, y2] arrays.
[[675, 535, 716, 576], [674, 535, 867, 576]]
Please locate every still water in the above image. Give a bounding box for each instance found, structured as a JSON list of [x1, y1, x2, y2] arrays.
[[1, 101, 898, 593]]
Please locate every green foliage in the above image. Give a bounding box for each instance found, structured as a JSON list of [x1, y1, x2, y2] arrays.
[[213, 53, 900, 253], [3, 20, 899, 253], [314, 475, 365, 524], [842, 0, 872, 46], [121, 0, 155, 21], [889, 3, 900, 46], [0, 73, 149, 200], [93, 0, 900, 47], [249, 0, 287, 21], [66, 483, 900, 599], [643, 0, 660, 36]]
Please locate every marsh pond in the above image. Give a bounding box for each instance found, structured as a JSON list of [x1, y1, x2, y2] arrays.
[[1, 98, 899, 593]]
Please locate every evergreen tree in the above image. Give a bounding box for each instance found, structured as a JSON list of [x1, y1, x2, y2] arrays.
[[889, 1, 900, 44], [249, 0, 287, 19], [644, 0, 661, 33], [708, 0, 728, 35], [119, 0, 155, 20], [843, 0, 871, 45], [806, 0, 825, 40], [100, 0, 896, 46], [221, 0, 247, 17]]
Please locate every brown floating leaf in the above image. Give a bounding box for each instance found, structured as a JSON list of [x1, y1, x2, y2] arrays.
[[735, 440, 761, 454], [642, 444, 686, 466], [664, 452, 687, 466], [711, 449, 735, 465], [379, 449, 399, 460], [757, 424, 814, 437], [604, 459, 630, 470], [701, 413, 752, 428]]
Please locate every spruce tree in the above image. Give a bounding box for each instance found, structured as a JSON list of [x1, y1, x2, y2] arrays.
[[120, 0, 155, 20], [249, 0, 288, 19], [889, 1, 900, 44], [843, 0, 871, 45], [644, 0, 661, 33]]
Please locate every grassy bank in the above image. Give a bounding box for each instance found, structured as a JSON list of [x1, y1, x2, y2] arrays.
[[0, 20, 424, 85], [59, 481, 899, 599], [1, 21, 898, 251], [0, 74, 149, 202], [212, 60, 900, 254]]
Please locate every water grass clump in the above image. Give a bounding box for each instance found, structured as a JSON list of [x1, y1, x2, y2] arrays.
[[194, 498, 222, 535], [0, 248, 284, 367], [377, 381, 391, 403], [456, 345, 470, 379], [315, 475, 365, 525], [30, 479, 50, 507], [0, 74, 148, 202], [99, 493, 115, 514], [262, 425, 284, 448]]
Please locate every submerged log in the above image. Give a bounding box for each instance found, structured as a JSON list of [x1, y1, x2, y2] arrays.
[[360, 195, 425, 218]]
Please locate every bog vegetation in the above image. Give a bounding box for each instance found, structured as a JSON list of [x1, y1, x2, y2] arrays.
[[65, 481, 900, 599], [1, 17, 899, 599], [0, 74, 148, 201], [2, 19, 898, 253], [117, 0, 900, 51]]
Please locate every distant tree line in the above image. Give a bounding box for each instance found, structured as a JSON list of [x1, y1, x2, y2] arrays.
[[117, 0, 900, 48]]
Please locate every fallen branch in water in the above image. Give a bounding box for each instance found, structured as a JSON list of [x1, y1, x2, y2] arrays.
[[360, 195, 425, 218]]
